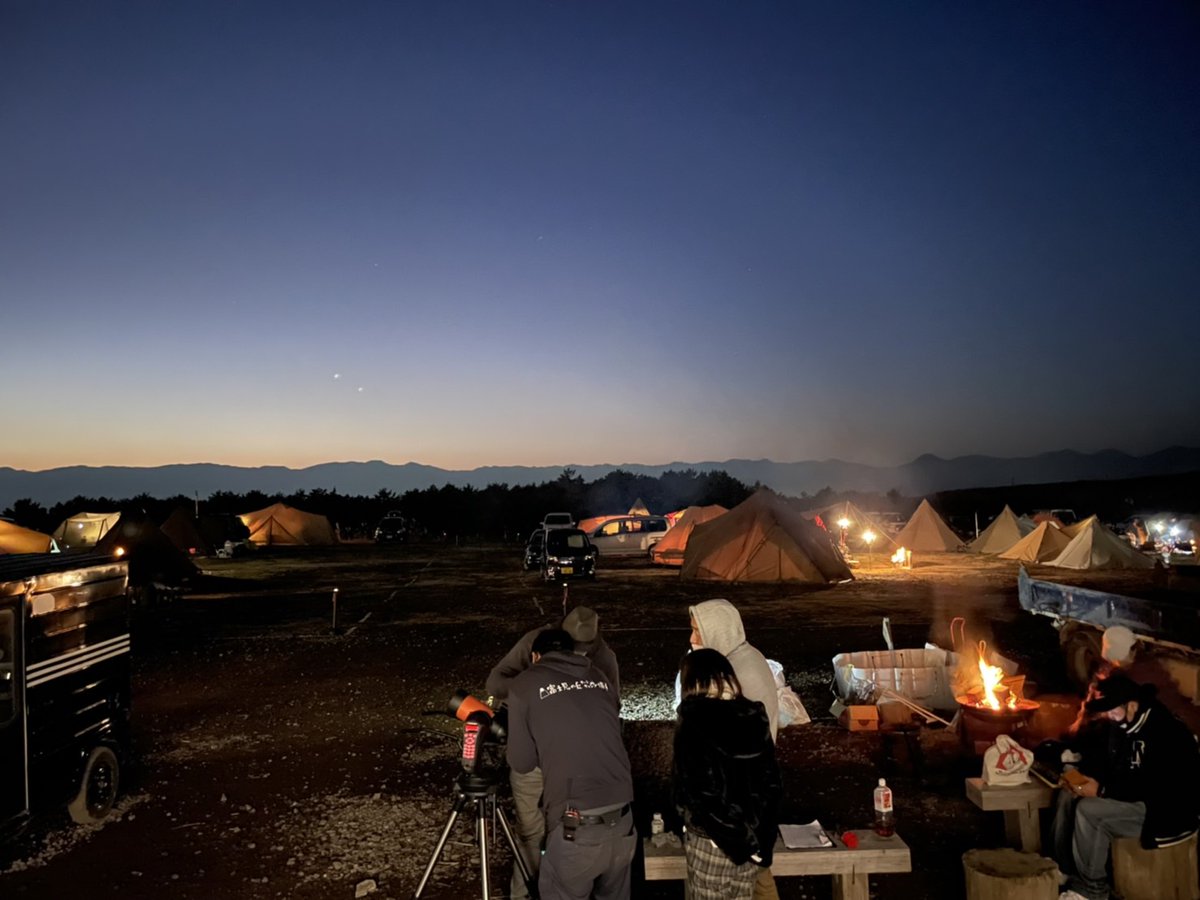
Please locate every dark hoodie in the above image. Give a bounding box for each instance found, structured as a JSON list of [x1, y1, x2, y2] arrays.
[[673, 694, 781, 866]]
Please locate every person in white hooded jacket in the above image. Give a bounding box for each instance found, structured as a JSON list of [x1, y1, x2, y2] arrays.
[[686, 599, 781, 900]]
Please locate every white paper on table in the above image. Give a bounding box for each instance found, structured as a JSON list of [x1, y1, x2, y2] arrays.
[[779, 820, 834, 849]]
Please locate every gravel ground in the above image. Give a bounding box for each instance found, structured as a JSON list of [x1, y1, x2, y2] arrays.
[[0, 543, 1177, 899]]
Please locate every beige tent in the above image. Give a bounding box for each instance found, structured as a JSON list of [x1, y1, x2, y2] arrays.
[[626, 498, 651, 517], [1060, 515, 1098, 539], [680, 491, 852, 584], [998, 521, 1072, 563], [805, 500, 896, 551], [0, 520, 57, 554], [1049, 519, 1155, 570], [893, 499, 963, 552], [650, 504, 727, 566], [51, 511, 121, 549], [239, 503, 338, 546], [160, 508, 212, 556], [968, 506, 1032, 554]]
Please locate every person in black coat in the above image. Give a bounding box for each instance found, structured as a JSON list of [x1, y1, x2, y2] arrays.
[[673, 648, 781, 900]]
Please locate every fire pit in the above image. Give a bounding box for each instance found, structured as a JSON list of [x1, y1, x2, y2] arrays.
[[957, 641, 1041, 755]]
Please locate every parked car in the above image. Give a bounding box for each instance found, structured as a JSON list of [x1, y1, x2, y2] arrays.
[[523, 529, 546, 571], [374, 514, 408, 543], [542, 512, 575, 532], [542, 528, 596, 581], [587, 515, 670, 557]]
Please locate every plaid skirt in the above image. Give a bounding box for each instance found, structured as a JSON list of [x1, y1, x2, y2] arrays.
[[683, 830, 757, 900]]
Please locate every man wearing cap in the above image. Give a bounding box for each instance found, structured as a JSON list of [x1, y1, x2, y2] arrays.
[[507, 628, 635, 900], [1052, 671, 1200, 900], [1094, 625, 1200, 736], [488, 608, 620, 899]]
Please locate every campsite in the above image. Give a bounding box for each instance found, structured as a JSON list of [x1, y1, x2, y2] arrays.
[[2, 516, 1196, 899]]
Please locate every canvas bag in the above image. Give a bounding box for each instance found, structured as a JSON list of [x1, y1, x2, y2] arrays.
[[767, 659, 810, 727], [983, 734, 1032, 785]]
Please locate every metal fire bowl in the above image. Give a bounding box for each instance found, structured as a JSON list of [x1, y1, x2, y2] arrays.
[[956, 697, 1041, 755]]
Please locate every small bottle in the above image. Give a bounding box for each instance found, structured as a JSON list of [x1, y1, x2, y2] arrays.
[[651, 812, 664, 836], [873, 778, 894, 837]]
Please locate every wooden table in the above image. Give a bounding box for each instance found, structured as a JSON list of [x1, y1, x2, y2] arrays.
[[644, 830, 911, 900], [965, 777, 1054, 853]]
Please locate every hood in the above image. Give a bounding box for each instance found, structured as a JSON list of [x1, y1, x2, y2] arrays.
[[678, 695, 769, 757], [689, 599, 745, 656]]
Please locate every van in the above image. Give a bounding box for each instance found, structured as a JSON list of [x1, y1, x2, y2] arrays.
[[1, 553, 132, 831], [541, 512, 575, 532], [588, 516, 670, 557]]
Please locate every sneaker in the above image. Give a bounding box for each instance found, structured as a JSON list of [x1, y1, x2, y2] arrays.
[[1060, 891, 1092, 900]]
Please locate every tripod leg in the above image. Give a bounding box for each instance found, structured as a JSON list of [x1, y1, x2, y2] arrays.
[[495, 805, 537, 897], [413, 806, 463, 898], [477, 798, 490, 900]]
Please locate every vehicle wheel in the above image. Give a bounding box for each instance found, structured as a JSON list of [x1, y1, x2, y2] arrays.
[[67, 745, 120, 824], [1062, 627, 1103, 688]]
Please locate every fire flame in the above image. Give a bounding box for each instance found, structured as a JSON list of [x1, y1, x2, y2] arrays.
[[977, 640, 1015, 710], [891, 547, 907, 565]]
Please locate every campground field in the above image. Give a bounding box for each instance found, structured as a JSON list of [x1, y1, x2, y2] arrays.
[[0, 543, 1188, 899]]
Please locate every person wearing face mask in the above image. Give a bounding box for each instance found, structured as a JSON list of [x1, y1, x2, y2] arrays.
[[1052, 671, 1200, 900]]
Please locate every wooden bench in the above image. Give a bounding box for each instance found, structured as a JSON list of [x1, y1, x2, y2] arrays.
[[965, 777, 1054, 853], [643, 829, 911, 900]]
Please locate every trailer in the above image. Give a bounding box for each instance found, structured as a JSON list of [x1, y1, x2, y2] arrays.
[[1017, 565, 1200, 704], [1, 553, 132, 832]]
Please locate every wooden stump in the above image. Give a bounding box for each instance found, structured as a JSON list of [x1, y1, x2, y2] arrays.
[[1112, 833, 1200, 900], [963, 848, 1058, 900]]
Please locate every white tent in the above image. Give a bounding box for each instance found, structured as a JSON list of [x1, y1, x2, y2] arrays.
[[968, 505, 1032, 554], [1048, 519, 1155, 570], [999, 521, 1072, 563], [894, 499, 963, 552], [51, 511, 121, 549]]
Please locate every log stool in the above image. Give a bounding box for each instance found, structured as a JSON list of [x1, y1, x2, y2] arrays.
[[963, 848, 1058, 900], [1112, 833, 1199, 900]]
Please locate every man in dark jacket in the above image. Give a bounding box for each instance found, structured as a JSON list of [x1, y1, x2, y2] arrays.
[[507, 628, 635, 900], [1052, 671, 1200, 900], [488, 607, 620, 899]]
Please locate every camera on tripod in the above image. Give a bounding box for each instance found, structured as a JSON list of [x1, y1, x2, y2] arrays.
[[448, 690, 508, 777]]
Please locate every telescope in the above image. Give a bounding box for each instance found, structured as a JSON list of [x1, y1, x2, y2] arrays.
[[447, 690, 507, 774]]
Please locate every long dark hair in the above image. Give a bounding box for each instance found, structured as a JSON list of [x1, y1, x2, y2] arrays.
[[680, 648, 742, 700]]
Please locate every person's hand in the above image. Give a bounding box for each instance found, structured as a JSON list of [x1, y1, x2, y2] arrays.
[[1072, 776, 1100, 798]]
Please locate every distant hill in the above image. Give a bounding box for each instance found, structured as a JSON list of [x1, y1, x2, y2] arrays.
[[2, 447, 1199, 510]]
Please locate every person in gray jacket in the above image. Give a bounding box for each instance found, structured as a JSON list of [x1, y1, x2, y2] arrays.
[[687, 599, 780, 900], [507, 628, 635, 900], [487, 607, 619, 899]]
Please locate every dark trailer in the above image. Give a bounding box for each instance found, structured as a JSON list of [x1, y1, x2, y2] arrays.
[[1, 553, 131, 832]]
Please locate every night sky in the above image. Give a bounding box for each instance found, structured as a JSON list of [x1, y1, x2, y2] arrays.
[[3, 2, 1198, 471]]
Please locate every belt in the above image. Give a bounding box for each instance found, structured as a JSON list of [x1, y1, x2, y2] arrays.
[[576, 804, 630, 826]]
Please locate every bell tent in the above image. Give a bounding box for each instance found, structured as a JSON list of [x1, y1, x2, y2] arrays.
[[0, 520, 57, 555], [1060, 515, 1098, 539], [680, 491, 852, 584], [96, 518, 199, 585], [968, 506, 1032, 554], [649, 504, 727, 566], [893, 500, 964, 552], [239, 503, 338, 546], [51, 511, 121, 549], [1048, 519, 1155, 570], [626, 498, 651, 517], [998, 521, 1072, 563], [160, 508, 213, 557]]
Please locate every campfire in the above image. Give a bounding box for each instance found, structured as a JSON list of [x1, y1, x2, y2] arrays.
[[956, 641, 1040, 754], [890, 547, 911, 567]]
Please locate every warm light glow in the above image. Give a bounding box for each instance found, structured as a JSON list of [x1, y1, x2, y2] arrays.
[[114, 546, 126, 557], [977, 641, 1014, 710], [837, 517, 851, 530], [1153, 521, 1165, 533], [862, 530, 876, 545], [891, 547, 907, 565]]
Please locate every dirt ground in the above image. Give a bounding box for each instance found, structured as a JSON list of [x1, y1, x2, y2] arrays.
[[0, 544, 1177, 899]]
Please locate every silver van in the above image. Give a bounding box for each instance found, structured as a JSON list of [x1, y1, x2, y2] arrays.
[[587, 515, 670, 557]]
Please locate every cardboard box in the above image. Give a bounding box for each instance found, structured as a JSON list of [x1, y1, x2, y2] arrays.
[[831, 700, 879, 732], [877, 700, 916, 727]]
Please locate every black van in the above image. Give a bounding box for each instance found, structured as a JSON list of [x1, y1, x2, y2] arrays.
[[1, 553, 132, 832]]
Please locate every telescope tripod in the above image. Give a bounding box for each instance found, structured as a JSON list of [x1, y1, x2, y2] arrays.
[[413, 771, 536, 899]]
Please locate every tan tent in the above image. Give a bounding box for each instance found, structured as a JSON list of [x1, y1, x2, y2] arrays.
[[627, 498, 651, 517], [51, 511, 121, 549], [160, 508, 212, 557], [1060, 515, 1098, 539], [680, 491, 852, 584], [1049, 519, 1155, 570], [998, 521, 1072, 563], [0, 520, 57, 554], [239, 503, 338, 546], [805, 500, 897, 551], [650, 504, 727, 566], [893, 499, 963, 552], [96, 517, 199, 584], [968, 506, 1033, 554]]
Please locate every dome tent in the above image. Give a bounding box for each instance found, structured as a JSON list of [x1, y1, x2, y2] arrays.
[[680, 490, 852, 584], [649, 504, 727, 566], [0, 520, 57, 555]]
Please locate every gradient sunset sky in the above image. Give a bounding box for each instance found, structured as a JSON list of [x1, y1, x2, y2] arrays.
[[3, 2, 1198, 472]]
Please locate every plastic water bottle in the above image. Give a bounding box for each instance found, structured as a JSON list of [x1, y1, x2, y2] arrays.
[[873, 778, 894, 837], [651, 812, 664, 835]]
